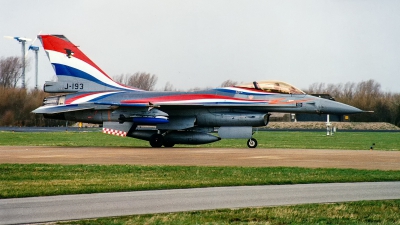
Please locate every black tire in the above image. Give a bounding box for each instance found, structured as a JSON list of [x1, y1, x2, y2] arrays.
[[163, 142, 175, 148], [247, 138, 258, 148], [149, 134, 163, 148]]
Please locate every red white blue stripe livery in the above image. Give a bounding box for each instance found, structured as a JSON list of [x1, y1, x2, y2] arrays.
[[33, 34, 364, 148]]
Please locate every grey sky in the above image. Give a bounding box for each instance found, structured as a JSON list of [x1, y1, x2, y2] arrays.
[[1, 0, 400, 92]]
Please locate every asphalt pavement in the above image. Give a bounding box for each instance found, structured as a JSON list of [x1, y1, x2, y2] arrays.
[[1, 182, 400, 224]]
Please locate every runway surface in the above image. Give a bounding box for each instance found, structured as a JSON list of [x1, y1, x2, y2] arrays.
[[1, 182, 400, 224], [0, 146, 400, 170]]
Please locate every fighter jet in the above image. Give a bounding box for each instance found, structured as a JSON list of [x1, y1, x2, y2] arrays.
[[33, 35, 364, 148]]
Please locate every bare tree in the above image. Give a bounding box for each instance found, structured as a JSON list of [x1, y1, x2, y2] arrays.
[[128, 72, 158, 91], [113, 72, 158, 91], [163, 81, 175, 91], [306, 82, 328, 94], [342, 82, 356, 100], [220, 79, 238, 87], [112, 74, 128, 84], [0, 56, 22, 88]]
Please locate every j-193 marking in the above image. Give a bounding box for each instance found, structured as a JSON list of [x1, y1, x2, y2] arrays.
[[64, 83, 84, 90]]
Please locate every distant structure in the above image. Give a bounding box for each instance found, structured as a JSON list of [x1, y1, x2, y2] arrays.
[[28, 45, 40, 89], [3, 36, 32, 89]]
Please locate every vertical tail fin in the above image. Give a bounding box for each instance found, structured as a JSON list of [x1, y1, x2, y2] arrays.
[[39, 34, 142, 93]]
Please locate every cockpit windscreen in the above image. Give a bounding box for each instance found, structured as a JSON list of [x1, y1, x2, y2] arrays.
[[235, 80, 305, 94]]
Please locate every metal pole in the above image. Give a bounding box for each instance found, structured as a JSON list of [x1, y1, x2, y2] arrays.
[[35, 49, 38, 89], [21, 40, 26, 89], [326, 114, 331, 136]]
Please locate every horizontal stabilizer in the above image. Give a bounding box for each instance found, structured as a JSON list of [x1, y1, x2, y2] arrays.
[[32, 104, 95, 114]]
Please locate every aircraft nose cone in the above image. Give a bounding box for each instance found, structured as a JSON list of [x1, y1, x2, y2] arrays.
[[318, 99, 363, 114]]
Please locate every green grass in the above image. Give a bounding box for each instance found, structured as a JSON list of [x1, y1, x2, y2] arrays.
[[58, 200, 400, 225], [1, 131, 399, 223], [1, 164, 400, 198], [0, 131, 399, 150], [210, 131, 400, 150]]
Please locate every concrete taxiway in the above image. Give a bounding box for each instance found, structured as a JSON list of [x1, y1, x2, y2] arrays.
[[1, 182, 400, 224]]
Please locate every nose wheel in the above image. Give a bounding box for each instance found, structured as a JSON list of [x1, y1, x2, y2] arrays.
[[247, 138, 258, 148]]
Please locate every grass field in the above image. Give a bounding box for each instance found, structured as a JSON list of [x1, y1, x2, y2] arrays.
[[1, 131, 399, 224], [60, 200, 400, 225], [1, 164, 400, 198], [0, 131, 399, 150]]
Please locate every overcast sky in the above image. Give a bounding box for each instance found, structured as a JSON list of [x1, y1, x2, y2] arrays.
[[1, 0, 400, 92]]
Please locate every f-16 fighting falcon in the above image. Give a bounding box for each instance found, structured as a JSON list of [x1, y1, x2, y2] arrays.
[[33, 35, 364, 148]]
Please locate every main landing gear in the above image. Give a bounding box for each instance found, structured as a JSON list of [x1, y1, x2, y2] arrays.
[[149, 132, 257, 148], [247, 138, 258, 148], [149, 133, 175, 148], [149, 134, 163, 148]]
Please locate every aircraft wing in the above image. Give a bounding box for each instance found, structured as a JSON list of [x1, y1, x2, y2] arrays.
[[33, 93, 310, 114], [111, 94, 305, 108], [125, 102, 298, 108], [59, 92, 306, 108]]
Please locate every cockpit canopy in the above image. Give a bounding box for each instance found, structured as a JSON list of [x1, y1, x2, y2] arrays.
[[235, 80, 305, 94]]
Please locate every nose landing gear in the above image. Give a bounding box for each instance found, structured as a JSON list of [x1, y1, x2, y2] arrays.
[[247, 138, 258, 148]]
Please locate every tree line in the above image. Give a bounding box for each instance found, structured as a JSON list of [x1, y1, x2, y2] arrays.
[[0, 56, 47, 126], [0, 56, 25, 88], [1, 56, 399, 126]]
